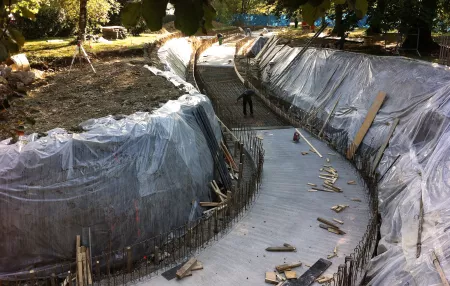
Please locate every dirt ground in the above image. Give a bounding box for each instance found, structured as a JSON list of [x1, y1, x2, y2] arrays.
[[0, 56, 184, 141]]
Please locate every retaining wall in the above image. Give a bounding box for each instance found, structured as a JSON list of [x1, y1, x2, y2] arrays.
[[255, 37, 450, 285], [0, 36, 221, 277]]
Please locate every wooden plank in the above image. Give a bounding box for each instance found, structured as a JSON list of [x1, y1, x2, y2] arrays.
[[317, 217, 340, 230], [285, 271, 297, 280], [284, 258, 332, 286], [295, 128, 322, 158], [371, 118, 400, 174], [191, 261, 203, 271], [432, 251, 450, 286], [347, 91, 387, 159], [200, 202, 220, 207], [276, 262, 302, 272], [265, 272, 278, 284], [176, 258, 197, 279], [265, 246, 296, 252]]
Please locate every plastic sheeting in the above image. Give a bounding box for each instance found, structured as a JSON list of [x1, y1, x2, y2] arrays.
[[0, 39, 221, 276], [246, 36, 269, 57], [256, 40, 450, 285], [157, 37, 193, 80]]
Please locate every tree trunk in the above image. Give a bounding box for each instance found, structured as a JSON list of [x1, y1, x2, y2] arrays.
[[332, 4, 343, 36], [367, 0, 385, 34], [78, 0, 88, 41], [402, 0, 439, 54]]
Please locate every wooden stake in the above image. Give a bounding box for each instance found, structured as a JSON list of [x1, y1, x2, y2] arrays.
[[85, 248, 93, 286], [126, 247, 132, 274], [76, 236, 83, 286], [319, 93, 344, 138], [295, 128, 323, 158], [372, 118, 400, 174], [81, 247, 88, 286]]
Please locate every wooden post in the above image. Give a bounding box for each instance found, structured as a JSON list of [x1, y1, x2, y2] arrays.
[[126, 247, 132, 273], [95, 261, 100, 282], [81, 247, 88, 286], [85, 248, 93, 285], [29, 270, 35, 286], [51, 273, 56, 286], [77, 253, 83, 286], [76, 235, 83, 286]]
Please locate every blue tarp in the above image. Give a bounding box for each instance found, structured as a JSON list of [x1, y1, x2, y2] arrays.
[[232, 14, 290, 27], [314, 15, 369, 28]]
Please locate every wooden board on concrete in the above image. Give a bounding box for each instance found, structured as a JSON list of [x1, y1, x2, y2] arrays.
[[347, 91, 387, 159], [176, 258, 197, 279], [191, 262, 203, 271], [285, 270, 297, 280], [265, 272, 278, 284]]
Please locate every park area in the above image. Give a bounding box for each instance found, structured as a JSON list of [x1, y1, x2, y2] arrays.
[[2, 1, 450, 286]]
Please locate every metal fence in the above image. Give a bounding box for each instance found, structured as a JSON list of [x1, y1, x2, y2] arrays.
[[0, 124, 264, 286], [234, 60, 380, 286]]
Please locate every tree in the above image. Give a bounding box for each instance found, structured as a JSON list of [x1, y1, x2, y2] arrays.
[[401, 0, 439, 52], [366, 0, 442, 53], [275, 0, 368, 25], [56, 0, 120, 32], [79, 0, 87, 40], [0, 0, 39, 61]]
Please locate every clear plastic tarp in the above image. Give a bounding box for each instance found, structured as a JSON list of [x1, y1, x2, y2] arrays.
[[0, 37, 221, 276], [256, 38, 450, 285], [157, 37, 193, 80]]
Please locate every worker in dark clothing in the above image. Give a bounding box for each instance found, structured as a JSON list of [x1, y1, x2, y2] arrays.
[[236, 83, 255, 117]]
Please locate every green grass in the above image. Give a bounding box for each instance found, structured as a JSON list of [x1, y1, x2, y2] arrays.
[[22, 33, 159, 61]]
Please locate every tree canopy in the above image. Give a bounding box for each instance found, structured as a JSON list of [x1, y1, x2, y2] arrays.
[[122, 0, 216, 36], [0, 0, 38, 61]]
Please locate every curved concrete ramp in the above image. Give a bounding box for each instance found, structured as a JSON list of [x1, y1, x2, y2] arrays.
[[137, 39, 370, 286], [139, 128, 369, 286]]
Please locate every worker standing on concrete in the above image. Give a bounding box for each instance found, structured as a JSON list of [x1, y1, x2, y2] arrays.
[[236, 82, 255, 117], [217, 33, 224, 45]]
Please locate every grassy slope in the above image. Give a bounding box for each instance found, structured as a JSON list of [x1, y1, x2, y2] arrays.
[[22, 33, 159, 63]]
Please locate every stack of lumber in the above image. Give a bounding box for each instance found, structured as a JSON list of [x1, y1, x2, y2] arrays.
[[201, 180, 232, 215], [265, 261, 302, 284], [317, 217, 346, 235], [176, 258, 203, 280], [75, 235, 93, 286]]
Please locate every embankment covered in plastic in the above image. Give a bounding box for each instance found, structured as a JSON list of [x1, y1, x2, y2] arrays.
[[157, 37, 193, 80], [257, 39, 450, 285], [0, 39, 221, 276]]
